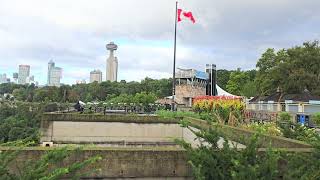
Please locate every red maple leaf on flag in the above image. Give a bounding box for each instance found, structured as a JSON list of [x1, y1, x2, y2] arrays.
[[177, 8, 196, 23]]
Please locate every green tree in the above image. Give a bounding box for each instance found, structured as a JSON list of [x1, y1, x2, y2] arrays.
[[12, 88, 27, 101], [255, 41, 320, 95], [226, 70, 249, 96], [133, 92, 157, 105], [33, 89, 48, 102], [217, 69, 233, 90], [241, 81, 257, 98]]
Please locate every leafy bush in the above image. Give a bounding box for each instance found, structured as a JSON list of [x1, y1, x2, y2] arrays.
[[179, 119, 320, 179], [156, 110, 200, 119], [278, 112, 291, 122], [43, 103, 58, 112], [0, 102, 42, 143], [177, 125, 280, 179], [241, 122, 283, 136], [312, 112, 320, 126], [0, 144, 102, 179], [156, 110, 217, 122]]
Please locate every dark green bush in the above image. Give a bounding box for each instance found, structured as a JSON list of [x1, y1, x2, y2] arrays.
[[177, 126, 280, 180], [179, 120, 320, 179], [43, 103, 58, 112], [312, 112, 320, 126], [278, 112, 291, 122]]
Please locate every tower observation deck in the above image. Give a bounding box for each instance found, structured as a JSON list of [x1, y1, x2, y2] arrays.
[[106, 42, 118, 82]]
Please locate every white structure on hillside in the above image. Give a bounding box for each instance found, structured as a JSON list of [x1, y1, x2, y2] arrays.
[[90, 69, 102, 83], [18, 65, 30, 84], [106, 42, 118, 82], [47, 60, 62, 87], [76, 79, 86, 84]]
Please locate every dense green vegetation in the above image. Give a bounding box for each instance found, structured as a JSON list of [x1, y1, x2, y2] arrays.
[[256, 41, 320, 95], [0, 142, 101, 179], [178, 121, 320, 180], [107, 92, 157, 105], [0, 102, 39, 143], [220, 40, 320, 97], [0, 78, 172, 103], [156, 110, 216, 122], [312, 112, 320, 126], [0, 102, 66, 143], [161, 108, 320, 145]]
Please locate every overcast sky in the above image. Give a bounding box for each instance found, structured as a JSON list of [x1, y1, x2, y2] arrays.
[[0, 0, 319, 85]]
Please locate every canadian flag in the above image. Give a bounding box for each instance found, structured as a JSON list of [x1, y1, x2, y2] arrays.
[[177, 9, 196, 24]]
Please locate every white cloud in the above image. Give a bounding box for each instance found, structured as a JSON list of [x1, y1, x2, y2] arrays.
[[0, 0, 320, 84]]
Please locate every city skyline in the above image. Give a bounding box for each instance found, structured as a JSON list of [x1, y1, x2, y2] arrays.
[[1, 0, 320, 85]]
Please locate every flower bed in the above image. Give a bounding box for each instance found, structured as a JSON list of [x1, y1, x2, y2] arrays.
[[192, 96, 245, 125]]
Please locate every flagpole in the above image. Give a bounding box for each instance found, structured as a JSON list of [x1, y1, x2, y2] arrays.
[[172, 1, 178, 111]]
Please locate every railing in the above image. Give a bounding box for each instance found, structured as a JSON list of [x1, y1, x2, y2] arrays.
[[246, 102, 320, 114], [53, 103, 170, 114]]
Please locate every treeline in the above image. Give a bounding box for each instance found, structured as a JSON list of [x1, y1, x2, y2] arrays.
[[217, 69, 257, 97], [256, 40, 320, 95], [0, 70, 259, 101], [218, 40, 320, 97], [0, 78, 172, 103]]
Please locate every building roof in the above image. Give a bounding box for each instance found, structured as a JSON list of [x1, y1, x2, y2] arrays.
[[249, 89, 320, 103]]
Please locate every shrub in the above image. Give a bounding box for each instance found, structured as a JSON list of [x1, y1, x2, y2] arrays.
[[312, 112, 320, 126], [156, 110, 217, 122], [176, 125, 281, 179], [179, 119, 320, 179], [43, 103, 58, 112], [241, 122, 283, 136], [0, 144, 102, 179], [156, 110, 200, 119], [278, 112, 291, 122]]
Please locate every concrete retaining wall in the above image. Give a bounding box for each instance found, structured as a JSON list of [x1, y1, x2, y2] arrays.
[[41, 113, 199, 147], [47, 121, 183, 144], [3, 147, 192, 179]]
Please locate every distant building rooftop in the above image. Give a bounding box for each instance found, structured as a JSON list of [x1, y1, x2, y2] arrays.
[[250, 89, 320, 103]]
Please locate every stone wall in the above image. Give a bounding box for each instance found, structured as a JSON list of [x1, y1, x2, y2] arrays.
[[4, 147, 192, 179], [175, 85, 206, 106]]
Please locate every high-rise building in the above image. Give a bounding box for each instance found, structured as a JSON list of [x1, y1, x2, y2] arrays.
[[0, 74, 7, 84], [90, 69, 102, 83], [13, 73, 18, 84], [18, 65, 30, 84], [47, 60, 62, 87], [106, 42, 118, 82]]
